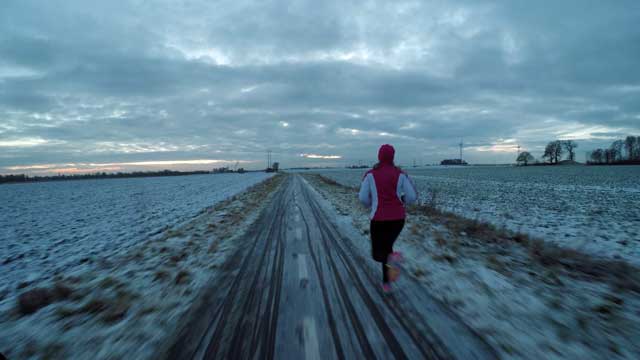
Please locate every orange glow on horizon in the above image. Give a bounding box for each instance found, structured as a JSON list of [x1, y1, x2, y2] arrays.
[[35, 167, 124, 174], [2, 159, 262, 176]]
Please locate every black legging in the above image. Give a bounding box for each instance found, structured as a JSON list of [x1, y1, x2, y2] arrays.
[[370, 219, 405, 283]]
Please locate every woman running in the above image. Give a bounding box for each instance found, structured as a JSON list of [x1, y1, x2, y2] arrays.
[[358, 144, 418, 292]]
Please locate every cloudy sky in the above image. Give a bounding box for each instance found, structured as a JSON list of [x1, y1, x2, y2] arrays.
[[1, 0, 639, 174]]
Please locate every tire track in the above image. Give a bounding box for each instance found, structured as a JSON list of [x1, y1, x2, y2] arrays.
[[302, 186, 445, 359], [264, 203, 287, 359], [231, 196, 288, 356], [322, 241, 377, 358], [203, 177, 290, 359], [299, 183, 408, 359], [296, 177, 381, 357], [249, 197, 292, 353], [333, 230, 451, 359], [296, 200, 346, 360]]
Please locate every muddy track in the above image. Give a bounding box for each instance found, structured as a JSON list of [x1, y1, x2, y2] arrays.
[[162, 174, 499, 360], [298, 178, 447, 359], [201, 178, 291, 359]]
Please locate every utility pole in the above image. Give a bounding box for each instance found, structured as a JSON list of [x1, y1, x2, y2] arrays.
[[266, 150, 272, 170], [459, 139, 464, 163]]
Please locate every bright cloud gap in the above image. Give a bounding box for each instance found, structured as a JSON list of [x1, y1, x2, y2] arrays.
[[299, 154, 342, 159]]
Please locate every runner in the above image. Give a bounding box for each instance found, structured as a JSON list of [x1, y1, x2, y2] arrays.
[[358, 144, 418, 292]]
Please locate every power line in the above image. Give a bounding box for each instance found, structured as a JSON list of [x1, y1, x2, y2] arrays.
[[266, 149, 272, 169]]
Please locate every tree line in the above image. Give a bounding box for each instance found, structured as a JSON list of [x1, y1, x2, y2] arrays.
[[516, 135, 640, 166], [516, 140, 578, 166], [588, 136, 640, 165], [0, 169, 211, 184]]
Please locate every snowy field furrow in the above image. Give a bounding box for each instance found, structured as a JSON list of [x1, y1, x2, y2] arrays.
[[314, 166, 640, 264]]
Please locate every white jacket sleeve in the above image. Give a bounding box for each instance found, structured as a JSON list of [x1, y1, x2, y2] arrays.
[[358, 174, 372, 208], [400, 173, 418, 205]]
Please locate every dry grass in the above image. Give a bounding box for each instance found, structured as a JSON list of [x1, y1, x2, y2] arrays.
[[413, 268, 427, 278], [41, 342, 66, 359], [312, 174, 359, 192], [162, 229, 185, 240], [99, 276, 120, 289], [528, 241, 640, 293], [80, 298, 108, 314], [101, 299, 130, 323], [208, 240, 219, 253], [16, 281, 76, 316], [154, 270, 169, 282], [170, 253, 186, 264], [137, 305, 159, 317], [52, 282, 73, 300], [56, 295, 131, 324], [435, 235, 447, 247], [175, 270, 191, 285], [315, 175, 347, 189], [432, 253, 458, 264]]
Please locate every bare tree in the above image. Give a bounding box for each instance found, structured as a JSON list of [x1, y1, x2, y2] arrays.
[[555, 140, 564, 163], [543, 142, 555, 164], [610, 140, 624, 162], [590, 149, 604, 164], [625, 136, 637, 160], [516, 151, 534, 166], [604, 149, 614, 164], [562, 140, 578, 161]]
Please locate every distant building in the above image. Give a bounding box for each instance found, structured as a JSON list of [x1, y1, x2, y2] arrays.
[[212, 166, 232, 173], [266, 162, 280, 172], [440, 159, 468, 165]]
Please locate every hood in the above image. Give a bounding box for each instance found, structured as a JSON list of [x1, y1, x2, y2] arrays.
[[378, 144, 395, 164]]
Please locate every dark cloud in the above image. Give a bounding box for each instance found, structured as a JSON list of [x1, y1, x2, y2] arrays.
[[1, 0, 639, 173]]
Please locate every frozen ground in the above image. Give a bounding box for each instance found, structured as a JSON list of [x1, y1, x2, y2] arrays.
[[303, 173, 640, 359], [162, 174, 497, 359], [0, 173, 273, 301], [314, 165, 640, 264], [0, 173, 278, 359]]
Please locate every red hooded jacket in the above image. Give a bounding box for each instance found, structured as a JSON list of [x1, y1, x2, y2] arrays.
[[358, 144, 418, 221]]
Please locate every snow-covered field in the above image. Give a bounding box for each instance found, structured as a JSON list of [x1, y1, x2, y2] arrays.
[[315, 165, 640, 264], [0, 173, 272, 297], [0, 172, 275, 359], [303, 173, 640, 359]]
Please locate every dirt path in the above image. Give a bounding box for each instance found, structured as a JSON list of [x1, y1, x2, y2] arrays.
[[162, 174, 498, 359]]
